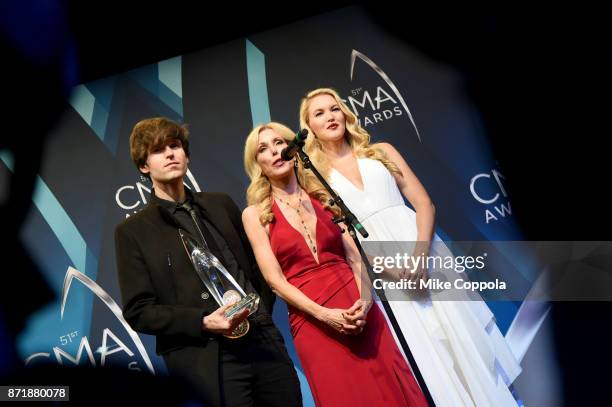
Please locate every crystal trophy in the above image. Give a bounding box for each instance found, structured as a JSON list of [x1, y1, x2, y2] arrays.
[[179, 229, 260, 338]]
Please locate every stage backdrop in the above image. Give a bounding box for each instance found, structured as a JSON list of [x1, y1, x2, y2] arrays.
[[2, 6, 537, 406]]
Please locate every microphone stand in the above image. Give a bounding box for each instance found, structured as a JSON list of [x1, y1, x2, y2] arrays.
[[294, 147, 436, 407]]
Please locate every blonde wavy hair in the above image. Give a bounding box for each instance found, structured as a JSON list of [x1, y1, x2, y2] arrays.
[[299, 87, 401, 179], [244, 122, 341, 226]]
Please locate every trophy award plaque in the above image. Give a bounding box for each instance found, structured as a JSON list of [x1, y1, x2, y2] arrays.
[[179, 229, 260, 338]]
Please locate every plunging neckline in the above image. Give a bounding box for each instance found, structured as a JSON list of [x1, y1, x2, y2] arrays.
[[274, 196, 320, 265], [331, 158, 366, 193]]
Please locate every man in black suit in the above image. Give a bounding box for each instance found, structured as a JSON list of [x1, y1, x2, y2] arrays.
[[114, 117, 302, 406]]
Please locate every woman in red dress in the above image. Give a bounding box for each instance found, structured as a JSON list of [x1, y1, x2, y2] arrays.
[[242, 122, 428, 407]]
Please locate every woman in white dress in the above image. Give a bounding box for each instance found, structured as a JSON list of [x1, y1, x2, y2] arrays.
[[298, 87, 522, 407]]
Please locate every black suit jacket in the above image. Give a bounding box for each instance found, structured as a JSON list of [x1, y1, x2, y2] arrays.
[[114, 191, 275, 402]]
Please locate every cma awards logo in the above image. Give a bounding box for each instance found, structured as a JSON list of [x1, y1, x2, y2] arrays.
[[115, 169, 201, 217], [345, 50, 422, 142], [24, 267, 156, 374], [470, 167, 512, 224]]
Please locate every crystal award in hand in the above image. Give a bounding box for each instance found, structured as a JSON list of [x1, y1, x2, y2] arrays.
[[179, 229, 260, 338]]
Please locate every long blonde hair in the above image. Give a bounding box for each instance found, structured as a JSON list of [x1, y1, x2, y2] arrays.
[[244, 122, 341, 226], [299, 87, 401, 179]]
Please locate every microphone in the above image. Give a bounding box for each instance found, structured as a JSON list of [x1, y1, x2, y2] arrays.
[[281, 129, 309, 161]]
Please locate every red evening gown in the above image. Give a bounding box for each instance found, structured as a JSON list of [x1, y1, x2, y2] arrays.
[[269, 196, 428, 407]]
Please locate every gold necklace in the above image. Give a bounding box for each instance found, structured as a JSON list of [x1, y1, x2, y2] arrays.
[[274, 189, 317, 254]]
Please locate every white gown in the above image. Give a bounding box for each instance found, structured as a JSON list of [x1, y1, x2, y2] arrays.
[[329, 158, 522, 407]]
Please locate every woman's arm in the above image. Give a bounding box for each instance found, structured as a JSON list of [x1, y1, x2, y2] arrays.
[[339, 226, 372, 332], [340, 228, 372, 301], [242, 205, 357, 333], [375, 142, 436, 242], [375, 142, 435, 280]]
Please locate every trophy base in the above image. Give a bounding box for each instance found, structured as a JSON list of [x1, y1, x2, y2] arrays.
[[223, 320, 250, 339]]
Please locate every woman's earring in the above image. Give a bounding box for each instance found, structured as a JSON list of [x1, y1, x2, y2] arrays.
[[294, 159, 298, 168]]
